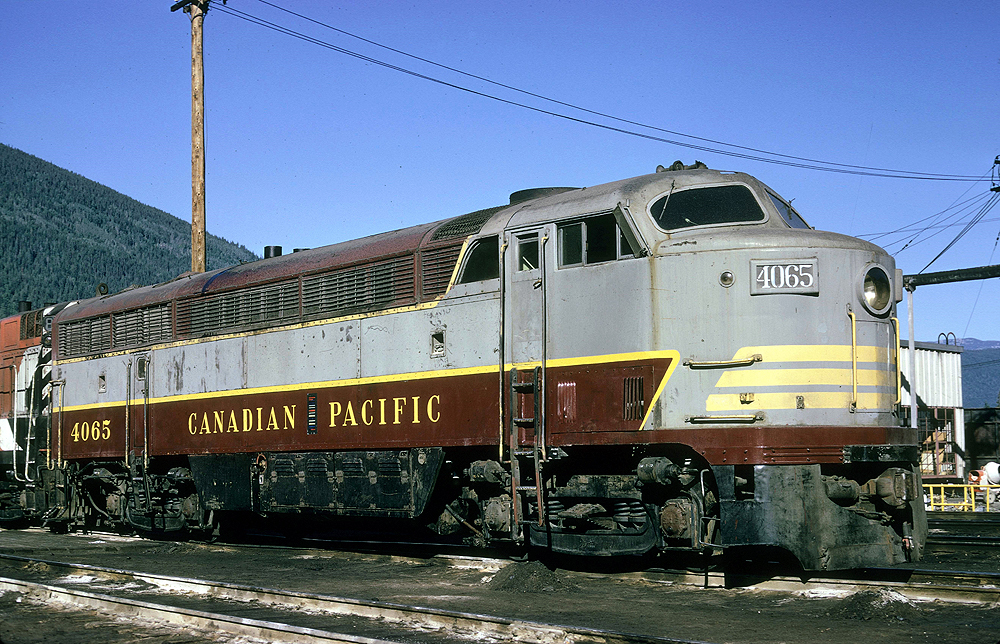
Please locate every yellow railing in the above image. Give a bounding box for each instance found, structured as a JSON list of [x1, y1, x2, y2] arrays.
[[924, 484, 1000, 512]]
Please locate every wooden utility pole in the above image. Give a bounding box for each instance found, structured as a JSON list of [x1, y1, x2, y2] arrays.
[[172, 0, 208, 273]]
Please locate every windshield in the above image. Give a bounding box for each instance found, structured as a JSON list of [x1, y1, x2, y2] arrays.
[[767, 193, 810, 229], [649, 184, 766, 231]]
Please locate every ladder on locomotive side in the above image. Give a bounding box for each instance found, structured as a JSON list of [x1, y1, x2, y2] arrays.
[[508, 365, 545, 537]]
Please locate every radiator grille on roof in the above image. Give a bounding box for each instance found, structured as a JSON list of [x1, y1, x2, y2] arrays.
[[420, 244, 462, 300], [20, 310, 43, 341], [177, 279, 300, 338], [58, 315, 111, 357], [431, 205, 504, 240], [112, 304, 172, 349], [56, 246, 455, 355], [302, 255, 415, 319]]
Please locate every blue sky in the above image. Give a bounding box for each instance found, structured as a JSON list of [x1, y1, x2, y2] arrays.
[[3, 1, 997, 341]]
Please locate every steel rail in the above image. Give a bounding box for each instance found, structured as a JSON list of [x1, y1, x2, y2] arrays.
[[637, 567, 1000, 604], [0, 554, 706, 644], [0, 576, 392, 644]]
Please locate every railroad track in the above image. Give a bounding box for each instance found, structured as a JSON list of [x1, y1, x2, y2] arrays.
[[0, 554, 703, 644], [926, 511, 1000, 550], [1, 546, 997, 644], [636, 566, 1000, 604]]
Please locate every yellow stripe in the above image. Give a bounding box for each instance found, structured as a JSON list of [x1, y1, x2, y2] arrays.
[[61, 363, 496, 412], [706, 391, 894, 411], [61, 349, 681, 414], [715, 367, 893, 388], [510, 350, 681, 430], [641, 351, 681, 428], [730, 344, 890, 364], [510, 349, 679, 371], [54, 301, 446, 366], [444, 239, 471, 292]]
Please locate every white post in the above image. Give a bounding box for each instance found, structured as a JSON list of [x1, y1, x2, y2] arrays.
[[907, 287, 917, 429]]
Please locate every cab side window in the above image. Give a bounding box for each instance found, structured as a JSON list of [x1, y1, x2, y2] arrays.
[[517, 234, 539, 271], [457, 236, 500, 283], [558, 213, 627, 267]]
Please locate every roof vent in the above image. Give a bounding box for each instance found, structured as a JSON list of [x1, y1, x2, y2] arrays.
[[508, 187, 578, 205], [656, 161, 708, 173], [264, 245, 283, 259]]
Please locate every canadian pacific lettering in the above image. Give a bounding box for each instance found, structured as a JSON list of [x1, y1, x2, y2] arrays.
[[187, 405, 296, 435], [330, 395, 440, 427]]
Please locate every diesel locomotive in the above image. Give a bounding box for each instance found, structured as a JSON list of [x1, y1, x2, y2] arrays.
[[0, 164, 926, 570]]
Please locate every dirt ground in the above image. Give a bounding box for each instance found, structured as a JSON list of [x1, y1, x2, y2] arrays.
[[0, 529, 998, 644], [0, 591, 252, 644]]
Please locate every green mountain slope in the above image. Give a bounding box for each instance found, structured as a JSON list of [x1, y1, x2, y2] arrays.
[[0, 143, 258, 317]]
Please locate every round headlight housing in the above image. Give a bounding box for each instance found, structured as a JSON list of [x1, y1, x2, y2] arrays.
[[859, 265, 892, 315]]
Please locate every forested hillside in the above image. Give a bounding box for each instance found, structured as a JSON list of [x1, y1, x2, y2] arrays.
[[0, 143, 257, 317], [964, 346, 1000, 408]]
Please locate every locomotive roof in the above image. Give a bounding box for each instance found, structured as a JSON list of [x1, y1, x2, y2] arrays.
[[57, 218, 446, 322], [53, 167, 877, 325]]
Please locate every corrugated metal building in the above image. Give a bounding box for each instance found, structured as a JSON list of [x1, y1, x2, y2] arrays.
[[899, 340, 964, 481]]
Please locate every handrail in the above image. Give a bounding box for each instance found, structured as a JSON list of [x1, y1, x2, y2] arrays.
[[142, 361, 150, 470], [683, 354, 762, 369], [891, 316, 901, 405], [23, 363, 35, 482], [47, 381, 62, 470], [924, 483, 1000, 512], [498, 238, 508, 463], [537, 232, 549, 526], [11, 364, 23, 482], [539, 232, 548, 464], [847, 305, 857, 411], [124, 359, 132, 467], [56, 379, 64, 468], [685, 413, 763, 424]]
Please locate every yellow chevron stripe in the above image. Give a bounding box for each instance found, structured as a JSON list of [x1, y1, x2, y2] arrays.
[[60, 349, 681, 414], [706, 391, 894, 411], [715, 367, 893, 388]]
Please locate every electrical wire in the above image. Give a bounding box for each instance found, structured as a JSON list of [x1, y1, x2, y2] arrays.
[[919, 192, 1000, 272], [962, 228, 1000, 340], [245, 0, 979, 182], [211, 2, 987, 183], [963, 356, 1000, 370], [860, 192, 993, 242], [882, 166, 997, 254], [876, 192, 994, 254]]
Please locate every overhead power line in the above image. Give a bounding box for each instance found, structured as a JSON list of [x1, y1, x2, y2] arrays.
[[860, 191, 993, 242], [215, 2, 985, 183], [860, 214, 1000, 240], [247, 0, 977, 182], [868, 191, 994, 254], [919, 191, 1000, 272]]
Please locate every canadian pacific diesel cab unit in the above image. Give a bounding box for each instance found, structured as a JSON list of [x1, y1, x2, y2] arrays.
[[35, 165, 922, 570]]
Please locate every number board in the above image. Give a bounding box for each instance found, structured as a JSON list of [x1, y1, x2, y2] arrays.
[[750, 258, 819, 295]]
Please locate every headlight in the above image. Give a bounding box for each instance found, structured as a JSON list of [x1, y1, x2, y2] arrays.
[[859, 265, 892, 315]]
